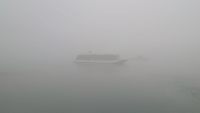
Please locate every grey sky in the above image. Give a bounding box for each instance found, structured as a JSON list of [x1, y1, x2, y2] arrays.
[[1, 0, 200, 55]]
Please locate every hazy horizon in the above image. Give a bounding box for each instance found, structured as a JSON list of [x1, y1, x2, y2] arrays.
[[1, 0, 200, 113]]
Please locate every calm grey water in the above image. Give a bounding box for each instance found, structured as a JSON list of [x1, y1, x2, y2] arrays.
[[1, 60, 200, 113]]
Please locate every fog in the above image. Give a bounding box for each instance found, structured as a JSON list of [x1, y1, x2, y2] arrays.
[[1, 0, 200, 113]]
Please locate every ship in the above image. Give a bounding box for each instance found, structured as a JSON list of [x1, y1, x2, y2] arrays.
[[74, 54, 127, 65]]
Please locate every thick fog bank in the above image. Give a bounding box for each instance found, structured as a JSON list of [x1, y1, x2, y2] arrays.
[[1, 0, 200, 113]]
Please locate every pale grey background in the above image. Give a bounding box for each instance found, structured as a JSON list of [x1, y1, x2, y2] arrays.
[[1, 0, 200, 113]]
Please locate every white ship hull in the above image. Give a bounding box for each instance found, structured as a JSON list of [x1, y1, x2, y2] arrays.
[[74, 59, 127, 65], [74, 54, 127, 65]]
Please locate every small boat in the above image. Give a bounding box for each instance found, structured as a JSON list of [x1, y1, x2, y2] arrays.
[[74, 54, 127, 65]]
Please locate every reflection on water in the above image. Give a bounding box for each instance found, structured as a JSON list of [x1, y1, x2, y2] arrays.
[[0, 61, 199, 113]]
